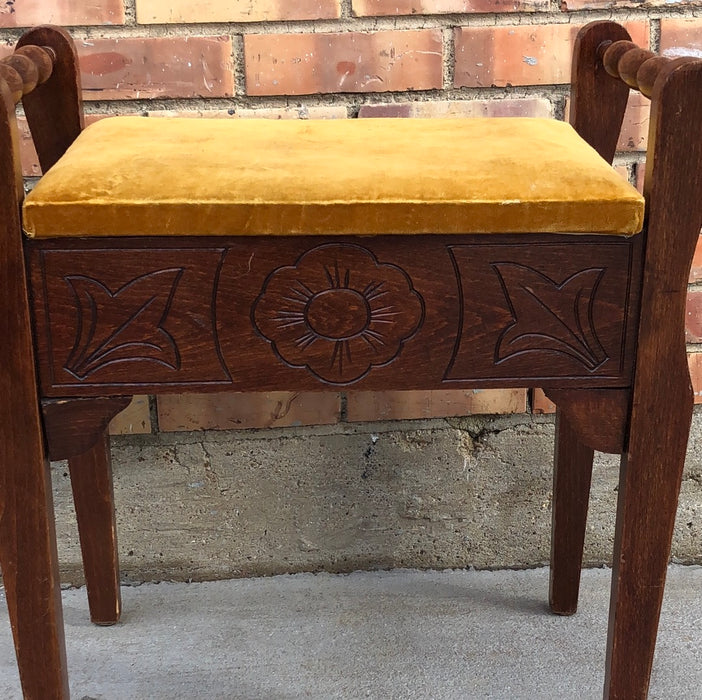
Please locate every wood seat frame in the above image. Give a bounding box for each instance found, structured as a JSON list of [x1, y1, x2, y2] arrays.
[[0, 21, 701, 699]]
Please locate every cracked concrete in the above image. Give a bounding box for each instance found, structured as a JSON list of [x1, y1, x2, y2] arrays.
[[49, 410, 702, 585], [3, 567, 702, 699]]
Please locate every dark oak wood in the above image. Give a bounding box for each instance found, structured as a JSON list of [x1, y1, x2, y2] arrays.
[[604, 57, 702, 700], [0, 64, 24, 104], [43, 395, 129, 626], [570, 22, 632, 163], [636, 56, 671, 99], [618, 48, 657, 89], [68, 433, 122, 625], [545, 388, 628, 454], [0, 43, 54, 106], [547, 387, 629, 616], [601, 40, 638, 79], [42, 396, 131, 461], [601, 39, 676, 99], [2, 54, 38, 95], [1, 20, 701, 700], [549, 408, 595, 615], [15, 45, 54, 84], [0, 75, 68, 697], [26, 234, 643, 395], [17, 26, 83, 172]]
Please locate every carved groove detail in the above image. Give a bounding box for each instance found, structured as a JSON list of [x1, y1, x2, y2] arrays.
[[252, 243, 424, 384], [492, 263, 608, 370], [27, 236, 640, 395], [64, 268, 184, 379]]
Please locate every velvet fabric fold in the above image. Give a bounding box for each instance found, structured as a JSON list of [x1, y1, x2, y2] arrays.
[[22, 116, 645, 238]]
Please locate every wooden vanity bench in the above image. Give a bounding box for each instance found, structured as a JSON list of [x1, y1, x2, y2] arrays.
[[1, 20, 701, 699]]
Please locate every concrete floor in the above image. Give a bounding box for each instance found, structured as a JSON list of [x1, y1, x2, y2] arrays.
[[0, 566, 701, 699]]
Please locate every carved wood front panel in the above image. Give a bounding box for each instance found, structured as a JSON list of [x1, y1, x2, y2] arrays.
[[27, 234, 642, 396], [32, 247, 232, 390], [445, 242, 639, 381]]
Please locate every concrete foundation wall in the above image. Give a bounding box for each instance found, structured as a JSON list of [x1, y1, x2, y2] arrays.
[[52, 410, 702, 585]]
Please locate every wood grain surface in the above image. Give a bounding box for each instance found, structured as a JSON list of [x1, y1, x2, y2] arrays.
[[27, 234, 643, 396]]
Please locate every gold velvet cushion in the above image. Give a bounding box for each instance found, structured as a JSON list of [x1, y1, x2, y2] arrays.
[[22, 116, 644, 238]]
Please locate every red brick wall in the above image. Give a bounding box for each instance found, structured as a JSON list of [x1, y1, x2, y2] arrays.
[[5, 1, 702, 432]]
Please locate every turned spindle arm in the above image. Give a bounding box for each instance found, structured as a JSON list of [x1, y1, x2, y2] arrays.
[[0, 44, 55, 104], [570, 22, 701, 164], [599, 38, 700, 98]]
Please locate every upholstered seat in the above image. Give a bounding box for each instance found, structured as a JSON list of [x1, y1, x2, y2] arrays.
[[22, 116, 644, 238]]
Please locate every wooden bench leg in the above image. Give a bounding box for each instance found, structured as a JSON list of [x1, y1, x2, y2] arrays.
[[69, 431, 121, 626], [0, 86, 69, 694], [546, 389, 627, 616], [549, 408, 594, 616], [42, 397, 130, 626], [0, 438, 69, 698], [604, 390, 691, 699]]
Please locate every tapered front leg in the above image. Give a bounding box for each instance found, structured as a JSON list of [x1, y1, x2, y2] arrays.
[[69, 431, 121, 625], [604, 374, 691, 699], [549, 408, 595, 616], [0, 427, 69, 698]]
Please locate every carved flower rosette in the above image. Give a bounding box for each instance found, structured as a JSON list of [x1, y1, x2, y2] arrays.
[[252, 243, 423, 384]]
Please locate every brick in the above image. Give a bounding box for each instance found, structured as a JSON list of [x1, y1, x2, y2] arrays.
[[689, 353, 702, 404], [157, 392, 341, 431], [454, 22, 648, 88], [245, 30, 443, 96], [634, 160, 646, 194], [455, 24, 575, 88], [229, 105, 347, 120], [77, 36, 234, 100], [686, 290, 702, 343], [613, 164, 629, 184], [109, 396, 152, 435], [690, 236, 702, 283], [353, 0, 548, 15], [137, 0, 340, 23], [532, 389, 556, 414], [560, 0, 688, 10], [345, 389, 527, 422], [17, 116, 40, 177], [0, 0, 124, 27], [358, 97, 553, 119], [618, 92, 650, 152], [660, 19, 702, 59], [144, 106, 348, 120]]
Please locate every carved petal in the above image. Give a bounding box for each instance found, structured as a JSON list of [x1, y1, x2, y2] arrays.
[[65, 268, 183, 379], [253, 244, 423, 384], [493, 263, 607, 370]]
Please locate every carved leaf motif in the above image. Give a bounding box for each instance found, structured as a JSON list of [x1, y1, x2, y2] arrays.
[[493, 263, 607, 370], [65, 268, 184, 379]]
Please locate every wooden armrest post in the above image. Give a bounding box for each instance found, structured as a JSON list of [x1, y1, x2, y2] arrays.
[[0, 72, 69, 697], [569, 21, 631, 163], [17, 25, 83, 173], [605, 57, 702, 699], [558, 23, 702, 697]]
